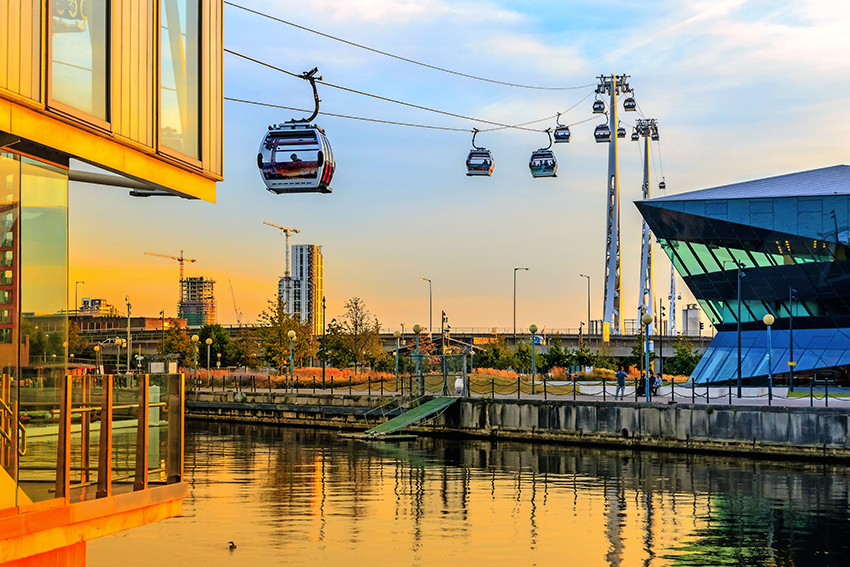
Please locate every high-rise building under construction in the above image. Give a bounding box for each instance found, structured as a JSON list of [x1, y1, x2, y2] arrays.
[[180, 276, 216, 327], [280, 244, 324, 335]]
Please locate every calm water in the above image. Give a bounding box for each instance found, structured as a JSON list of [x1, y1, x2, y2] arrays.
[[87, 422, 850, 567]]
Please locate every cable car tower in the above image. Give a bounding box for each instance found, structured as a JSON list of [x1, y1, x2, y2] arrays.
[[633, 118, 659, 335], [596, 74, 634, 336], [263, 220, 300, 311]]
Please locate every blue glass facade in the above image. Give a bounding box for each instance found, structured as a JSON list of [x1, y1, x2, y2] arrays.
[[636, 165, 850, 385]]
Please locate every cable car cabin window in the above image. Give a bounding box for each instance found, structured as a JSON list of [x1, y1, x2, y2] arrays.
[[529, 151, 557, 178], [553, 127, 570, 143], [466, 151, 494, 176], [259, 125, 334, 194]]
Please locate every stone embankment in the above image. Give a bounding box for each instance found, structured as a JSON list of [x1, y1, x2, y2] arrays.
[[186, 391, 850, 461]]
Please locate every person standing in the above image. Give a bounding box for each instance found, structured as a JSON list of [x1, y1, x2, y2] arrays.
[[615, 367, 627, 401]]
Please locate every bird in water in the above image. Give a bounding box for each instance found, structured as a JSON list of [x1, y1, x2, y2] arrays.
[[228, 541, 237, 551]]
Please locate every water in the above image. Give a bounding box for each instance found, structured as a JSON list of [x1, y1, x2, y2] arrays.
[[88, 422, 850, 566]]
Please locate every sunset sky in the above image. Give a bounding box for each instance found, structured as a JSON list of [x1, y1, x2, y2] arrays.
[[69, 0, 850, 333]]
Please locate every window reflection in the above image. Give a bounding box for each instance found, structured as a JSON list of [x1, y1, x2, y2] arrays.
[[160, 0, 200, 159], [50, 0, 108, 121]]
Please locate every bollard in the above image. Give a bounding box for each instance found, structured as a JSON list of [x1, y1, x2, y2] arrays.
[[517, 376, 521, 400], [491, 378, 495, 398], [381, 378, 384, 396], [573, 375, 577, 401], [602, 373, 606, 402], [313, 376, 316, 394], [544, 376, 547, 401], [826, 379, 829, 408], [268, 376, 272, 394], [692, 378, 695, 404], [349, 376, 352, 395], [368, 376, 371, 396]]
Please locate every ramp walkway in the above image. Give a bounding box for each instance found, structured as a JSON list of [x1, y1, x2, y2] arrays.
[[364, 397, 457, 437]]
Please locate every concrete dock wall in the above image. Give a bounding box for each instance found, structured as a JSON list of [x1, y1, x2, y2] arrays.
[[186, 392, 850, 460]]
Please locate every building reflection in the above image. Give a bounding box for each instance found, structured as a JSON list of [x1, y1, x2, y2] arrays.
[[182, 423, 850, 566]]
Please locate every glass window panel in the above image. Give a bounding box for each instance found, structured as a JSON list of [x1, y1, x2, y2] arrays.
[[50, 0, 108, 121], [741, 346, 765, 377], [694, 347, 732, 384], [160, 0, 201, 159], [797, 349, 823, 371], [688, 243, 722, 274]]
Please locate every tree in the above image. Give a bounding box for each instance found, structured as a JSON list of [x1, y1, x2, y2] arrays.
[[231, 326, 262, 369], [624, 330, 656, 372], [321, 319, 354, 369], [340, 297, 381, 374], [665, 335, 702, 376], [197, 324, 233, 367], [258, 296, 315, 373], [159, 319, 194, 367]]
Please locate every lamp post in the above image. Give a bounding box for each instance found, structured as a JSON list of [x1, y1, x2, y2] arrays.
[[191, 335, 199, 385], [205, 337, 212, 386], [160, 311, 166, 353], [514, 267, 529, 346], [321, 295, 327, 389], [723, 260, 745, 401], [287, 330, 296, 392], [641, 313, 653, 402], [74, 280, 85, 316], [125, 296, 132, 374], [394, 330, 401, 391], [116, 337, 122, 373], [93, 345, 101, 375], [413, 324, 422, 395], [580, 274, 591, 350], [529, 324, 538, 395], [217, 352, 221, 370], [419, 278, 432, 336], [763, 314, 775, 405], [789, 287, 796, 392]]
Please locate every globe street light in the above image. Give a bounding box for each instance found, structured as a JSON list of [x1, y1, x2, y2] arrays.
[[419, 278, 432, 336], [93, 345, 101, 375], [413, 324, 422, 395], [191, 335, 200, 385], [205, 337, 212, 386], [529, 324, 538, 395], [641, 313, 653, 403], [514, 268, 529, 346], [287, 330, 296, 392], [763, 313, 775, 405], [393, 330, 401, 391]]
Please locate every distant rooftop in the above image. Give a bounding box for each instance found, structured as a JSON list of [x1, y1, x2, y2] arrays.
[[650, 165, 850, 202]]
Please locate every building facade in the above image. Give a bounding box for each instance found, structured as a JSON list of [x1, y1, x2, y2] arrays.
[[1, 2, 223, 565], [280, 244, 324, 335], [180, 276, 216, 327], [637, 165, 850, 386]]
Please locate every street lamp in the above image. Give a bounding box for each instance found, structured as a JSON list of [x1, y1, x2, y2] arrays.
[[413, 324, 422, 395], [763, 314, 775, 405], [789, 287, 797, 392], [393, 330, 401, 391], [191, 335, 199, 385], [321, 295, 327, 389], [514, 267, 529, 345], [641, 313, 653, 403], [287, 330, 296, 392], [580, 274, 591, 347], [116, 337, 123, 373], [74, 281, 85, 316], [723, 260, 745, 401], [529, 324, 538, 395], [205, 337, 212, 386], [419, 278, 432, 336], [217, 352, 221, 370], [93, 345, 101, 375]]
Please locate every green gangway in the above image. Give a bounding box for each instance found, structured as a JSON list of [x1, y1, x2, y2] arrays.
[[364, 397, 457, 437]]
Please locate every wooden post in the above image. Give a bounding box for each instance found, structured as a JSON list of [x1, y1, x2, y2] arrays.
[[81, 376, 90, 483], [166, 373, 185, 484], [55, 375, 72, 503], [133, 374, 150, 491], [96, 375, 113, 498]]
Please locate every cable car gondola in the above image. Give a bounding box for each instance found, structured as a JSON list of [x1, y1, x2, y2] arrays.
[[594, 122, 611, 143], [466, 129, 494, 176], [553, 113, 571, 143], [529, 129, 557, 178], [623, 96, 637, 111], [258, 68, 335, 194], [631, 130, 639, 141], [617, 124, 626, 139], [651, 130, 660, 142], [592, 99, 606, 114], [659, 178, 667, 190]]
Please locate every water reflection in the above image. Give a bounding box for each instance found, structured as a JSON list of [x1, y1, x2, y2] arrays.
[[88, 422, 850, 567]]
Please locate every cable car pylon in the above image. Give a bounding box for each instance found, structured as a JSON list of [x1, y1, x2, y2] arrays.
[[633, 118, 658, 336]]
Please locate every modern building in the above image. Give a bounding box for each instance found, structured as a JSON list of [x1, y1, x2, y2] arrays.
[[79, 297, 120, 317], [681, 304, 701, 337], [180, 276, 216, 327], [1, 2, 223, 565], [280, 244, 324, 335], [637, 165, 850, 386]]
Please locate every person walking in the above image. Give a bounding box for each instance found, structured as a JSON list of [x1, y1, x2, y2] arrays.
[[615, 366, 627, 401]]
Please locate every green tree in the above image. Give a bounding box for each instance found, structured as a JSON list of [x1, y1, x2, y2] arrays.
[[197, 324, 233, 367], [340, 297, 382, 374], [665, 335, 702, 376], [624, 330, 656, 372], [159, 319, 194, 367], [258, 296, 315, 373], [322, 319, 354, 369], [231, 326, 262, 369]]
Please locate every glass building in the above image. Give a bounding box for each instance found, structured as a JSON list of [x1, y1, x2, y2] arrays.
[[637, 165, 850, 386]]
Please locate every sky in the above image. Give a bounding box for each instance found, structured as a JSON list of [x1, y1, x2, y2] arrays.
[[68, 0, 850, 334]]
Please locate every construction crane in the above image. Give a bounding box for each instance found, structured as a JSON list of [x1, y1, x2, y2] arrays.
[[144, 250, 197, 312], [263, 220, 300, 312], [228, 279, 243, 327]]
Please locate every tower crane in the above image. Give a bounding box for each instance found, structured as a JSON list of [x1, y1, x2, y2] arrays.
[[263, 221, 300, 312], [228, 279, 243, 327], [144, 250, 196, 313]]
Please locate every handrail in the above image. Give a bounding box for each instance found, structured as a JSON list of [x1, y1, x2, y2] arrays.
[[17, 419, 25, 456]]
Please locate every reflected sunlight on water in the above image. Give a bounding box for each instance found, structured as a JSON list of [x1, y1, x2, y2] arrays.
[[88, 422, 850, 567]]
